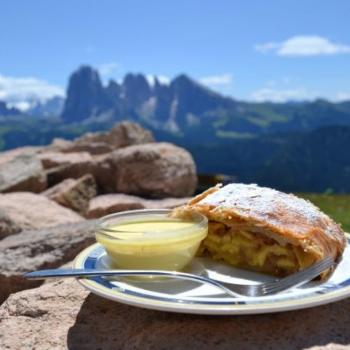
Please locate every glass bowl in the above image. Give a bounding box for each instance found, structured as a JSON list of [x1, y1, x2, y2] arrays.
[[95, 209, 208, 271]]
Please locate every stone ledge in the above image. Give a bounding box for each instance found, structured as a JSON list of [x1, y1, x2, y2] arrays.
[[0, 220, 96, 303], [0, 277, 349, 349]]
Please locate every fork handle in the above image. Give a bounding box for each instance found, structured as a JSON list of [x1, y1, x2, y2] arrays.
[[24, 268, 239, 298]]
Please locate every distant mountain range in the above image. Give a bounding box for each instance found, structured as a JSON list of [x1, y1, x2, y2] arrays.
[[1, 65, 350, 193], [27, 96, 64, 118], [2, 65, 350, 137], [0, 97, 64, 119], [59, 66, 350, 139], [0, 101, 22, 117]]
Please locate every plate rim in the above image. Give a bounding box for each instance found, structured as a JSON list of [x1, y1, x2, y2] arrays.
[[73, 242, 350, 315]]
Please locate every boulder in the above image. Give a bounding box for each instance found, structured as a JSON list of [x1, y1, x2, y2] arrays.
[[103, 121, 155, 148], [87, 193, 191, 218], [95, 142, 197, 197], [0, 220, 96, 303], [48, 137, 74, 152], [64, 141, 113, 155], [0, 192, 83, 232], [64, 121, 154, 155], [46, 121, 154, 156], [43, 174, 97, 215], [0, 146, 43, 164], [1, 278, 350, 349], [39, 151, 93, 169], [0, 153, 47, 193], [39, 151, 95, 186], [87, 194, 144, 218], [0, 209, 21, 240]]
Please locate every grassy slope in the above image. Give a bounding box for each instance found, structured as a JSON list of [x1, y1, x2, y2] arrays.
[[299, 193, 350, 232]]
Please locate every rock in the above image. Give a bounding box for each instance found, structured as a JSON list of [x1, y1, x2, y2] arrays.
[[0, 220, 96, 303], [39, 151, 95, 186], [87, 193, 191, 218], [48, 137, 74, 152], [61, 121, 155, 155], [0, 192, 83, 233], [43, 174, 97, 215], [87, 194, 144, 218], [0, 153, 47, 193], [96, 142, 197, 197], [106, 121, 154, 148], [92, 153, 115, 192], [39, 151, 93, 169], [0, 146, 43, 165], [1, 278, 350, 349], [64, 141, 113, 155], [0, 210, 21, 239]]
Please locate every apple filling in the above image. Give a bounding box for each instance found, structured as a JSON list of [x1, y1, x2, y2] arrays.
[[200, 222, 316, 276]]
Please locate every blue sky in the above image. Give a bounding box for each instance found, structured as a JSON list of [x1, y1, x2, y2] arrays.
[[0, 0, 350, 109]]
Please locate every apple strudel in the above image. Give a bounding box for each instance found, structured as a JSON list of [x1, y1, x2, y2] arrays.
[[173, 184, 346, 277]]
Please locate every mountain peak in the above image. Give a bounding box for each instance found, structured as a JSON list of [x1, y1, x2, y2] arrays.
[[106, 80, 121, 93], [75, 65, 101, 83], [122, 73, 152, 109], [61, 65, 107, 121], [171, 74, 194, 87], [123, 73, 150, 88]]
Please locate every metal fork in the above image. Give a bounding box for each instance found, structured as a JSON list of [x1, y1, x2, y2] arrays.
[[24, 256, 334, 298], [218, 256, 334, 297]]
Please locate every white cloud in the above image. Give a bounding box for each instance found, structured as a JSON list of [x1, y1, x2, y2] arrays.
[[200, 73, 233, 87], [97, 62, 120, 76], [0, 74, 65, 111], [146, 74, 170, 86], [8, 101, 32, 111], [251, 87, 316, 103], [334, 92, 350, 102], [255, 35, 350, 56]]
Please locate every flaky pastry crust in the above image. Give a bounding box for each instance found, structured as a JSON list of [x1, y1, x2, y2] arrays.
[[174, 184, 346, 275]]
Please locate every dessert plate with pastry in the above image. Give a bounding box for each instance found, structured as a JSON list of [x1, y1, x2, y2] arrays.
[[51, 184, 350, 314]]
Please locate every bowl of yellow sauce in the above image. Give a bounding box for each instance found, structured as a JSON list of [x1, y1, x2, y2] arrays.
[[95, 209, 208, 271]]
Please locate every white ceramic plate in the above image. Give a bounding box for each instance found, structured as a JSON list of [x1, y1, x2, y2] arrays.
[[73, 238, 350, 315]]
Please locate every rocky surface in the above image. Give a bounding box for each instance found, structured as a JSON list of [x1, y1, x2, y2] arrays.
[[0, 120, 209, 348], [67, 121, 154, 154], [96, 142, 197, 197], [0, 210, 21, 239], [0, 122, 195, 199], [0, 153, 47, 193], [87, 193, 191, 218], [0, 146, 43, 164], [40, 151, 95, 186], [40, 150, 93, 169], [0, 192, 82, 233], [43, 174, 97, 215], [48, 121, 154, 156], [0, 278, 349, 349], [48, 137, 74, 152], [0, 220, 96, 303]]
